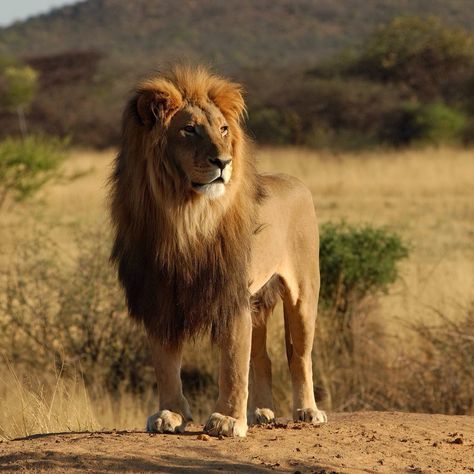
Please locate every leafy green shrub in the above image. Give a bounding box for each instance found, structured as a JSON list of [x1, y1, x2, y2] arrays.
[[319, 222, 408, 313], [0, 135, 68, 208], [351, 16, 474, 101], [316, 222, 408, 410], [382, 102, 467, 146], [411, 103, 467, 145]]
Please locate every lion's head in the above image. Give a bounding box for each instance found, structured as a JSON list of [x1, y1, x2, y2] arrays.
[[122, 65, 249, 204], [110, 65, 264, 345]]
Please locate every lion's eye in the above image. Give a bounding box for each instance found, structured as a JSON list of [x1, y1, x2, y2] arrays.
[[183, 125, 196, 135], [221, 125, 229, 137]]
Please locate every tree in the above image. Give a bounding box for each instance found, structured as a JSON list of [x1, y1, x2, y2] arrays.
[[351, 16, 474, 102], [0, 58, 38, 138]]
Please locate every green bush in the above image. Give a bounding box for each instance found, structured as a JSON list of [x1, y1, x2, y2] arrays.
[[382, 102, 467, 146], [0, 135, 68, 208], [319, 222, 408, 313], [316, 222, 408, 410]]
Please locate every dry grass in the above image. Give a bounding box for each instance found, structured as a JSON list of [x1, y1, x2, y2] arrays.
[[0, 365, 157, 440], [0, 145, 473, 438], [0, 365, 98, 440], [5, 145, 470, 324], [258, 146, 474, 326]]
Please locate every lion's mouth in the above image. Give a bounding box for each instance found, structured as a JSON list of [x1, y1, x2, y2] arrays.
[[191, 177, 225, 188]]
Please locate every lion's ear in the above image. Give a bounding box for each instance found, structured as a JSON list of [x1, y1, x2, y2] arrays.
[[136, 82, 182, 127], [209, 80, 246, 123]]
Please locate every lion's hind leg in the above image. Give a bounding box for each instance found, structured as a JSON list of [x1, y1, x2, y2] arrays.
[[248, 276, 280, 425], [249, 314, 275, 425], [282, 281, 327, 425]]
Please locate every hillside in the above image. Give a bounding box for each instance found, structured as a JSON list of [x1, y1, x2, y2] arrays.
[[2, 0, 474, 147], [1, 412, 473, 473], [2, 0, 474, 71]]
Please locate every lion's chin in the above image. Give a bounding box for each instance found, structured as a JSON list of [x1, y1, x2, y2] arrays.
[[192, 181, 226, 199]]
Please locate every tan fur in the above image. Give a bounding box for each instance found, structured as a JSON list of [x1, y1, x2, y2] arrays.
[[109, 65, 326, 437]]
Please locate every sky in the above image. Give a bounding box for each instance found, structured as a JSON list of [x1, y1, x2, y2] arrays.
[[0, 0, 79, 27]]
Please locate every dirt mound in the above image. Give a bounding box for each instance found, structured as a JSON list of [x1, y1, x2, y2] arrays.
[[1, 412, 473, 473]]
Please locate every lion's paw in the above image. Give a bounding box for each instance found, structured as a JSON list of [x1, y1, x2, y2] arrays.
[[204, 412, 248, 437], [296, 408, 327, 425], [146, 410, 187, 434], [253, 408, 275, 425]]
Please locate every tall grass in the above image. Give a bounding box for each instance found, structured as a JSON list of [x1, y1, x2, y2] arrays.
[[0, 363, 98, 440]]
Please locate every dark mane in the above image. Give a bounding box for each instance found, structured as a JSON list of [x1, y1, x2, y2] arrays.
[[109, 65, 266, 347]]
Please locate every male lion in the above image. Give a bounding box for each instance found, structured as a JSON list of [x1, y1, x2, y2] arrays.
[[109, 65, 327, 437]]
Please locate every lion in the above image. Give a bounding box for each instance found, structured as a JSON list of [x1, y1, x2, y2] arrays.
[[109, 65, 327, 437]]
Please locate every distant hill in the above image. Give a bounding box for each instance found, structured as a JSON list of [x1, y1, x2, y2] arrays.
[[1, 0, 474, 147], [2, 0, 474, 72]]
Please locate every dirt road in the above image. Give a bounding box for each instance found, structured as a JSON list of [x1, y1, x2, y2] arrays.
[[1, 412, 473, 473]]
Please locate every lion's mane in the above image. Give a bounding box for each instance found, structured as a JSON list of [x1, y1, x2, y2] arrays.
[[109, 66, 265, 346]]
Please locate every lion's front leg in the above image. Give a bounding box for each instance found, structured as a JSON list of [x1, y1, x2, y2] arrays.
[[204, 310, 252, 438], [146, 335, 192, 434]]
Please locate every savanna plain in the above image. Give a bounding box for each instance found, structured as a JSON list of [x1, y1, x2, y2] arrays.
[[0, 146, 473, 473]]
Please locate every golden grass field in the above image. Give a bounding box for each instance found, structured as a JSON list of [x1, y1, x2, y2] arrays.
[[6, 145, 473, 321], [1, 146, 473, 439]]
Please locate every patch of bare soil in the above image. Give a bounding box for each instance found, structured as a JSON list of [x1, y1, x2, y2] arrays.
[[1, 412, 473, 473]]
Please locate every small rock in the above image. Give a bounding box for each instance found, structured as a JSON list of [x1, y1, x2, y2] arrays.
[[197, 434, 210, 441]]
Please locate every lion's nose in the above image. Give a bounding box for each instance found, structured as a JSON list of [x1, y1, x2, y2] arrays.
[[209, 157, 232, 170]]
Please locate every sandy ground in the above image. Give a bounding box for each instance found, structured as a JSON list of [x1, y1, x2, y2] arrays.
[[1, 412, 473, 473]]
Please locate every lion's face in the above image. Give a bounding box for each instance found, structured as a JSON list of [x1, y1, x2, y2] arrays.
[[166, 102, 233, 199], [133, 68, 246, 202]]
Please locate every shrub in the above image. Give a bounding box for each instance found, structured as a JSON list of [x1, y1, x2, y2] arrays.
[[319, 222, 408, 313], [0, 135, 68, 209], [316, 222, 408, 408], [0, 230, 153, 393], [410, 103, 467, 145], [382, 102, 467, 146], [395, 306, 474, 415]]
